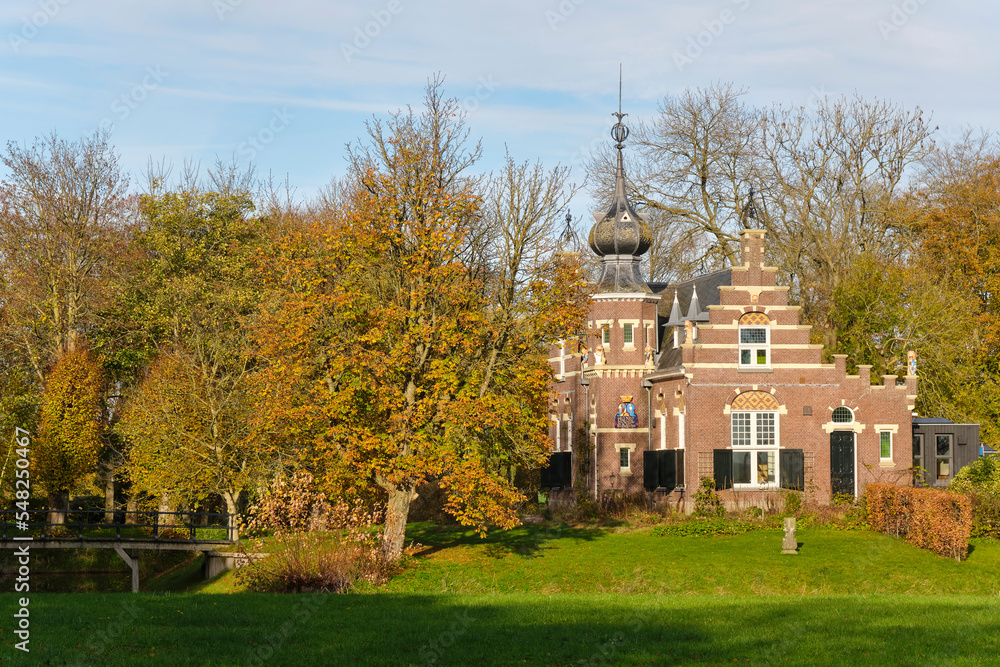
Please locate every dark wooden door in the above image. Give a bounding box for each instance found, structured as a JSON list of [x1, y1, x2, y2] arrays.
[[830, 431, 855, 497]]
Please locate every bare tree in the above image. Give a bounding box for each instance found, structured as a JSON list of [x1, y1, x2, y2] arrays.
[[756, 95, 934, 342], [587, 82, 762, 281], [588, 85, 934, 346], [476, 152, 580, 397]]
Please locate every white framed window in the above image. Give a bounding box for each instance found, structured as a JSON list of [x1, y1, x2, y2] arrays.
[[731, 411, 779, 487], [879, 431, 892, 461], [738, 326, 770, 368], [732, 450, 777, 486], [616, 443, 635, 475], [935, 434, 953, 480], [602, 326, 611, 345], [832, 406, 854, 424], [623, 324, 633, 345]]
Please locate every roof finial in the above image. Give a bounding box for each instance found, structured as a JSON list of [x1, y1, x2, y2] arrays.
[[741, 185, 759, 227], [611, 64, 629, 150]]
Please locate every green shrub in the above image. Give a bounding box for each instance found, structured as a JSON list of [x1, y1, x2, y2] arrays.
[[950, 454, 1000, 495], [864, 483, 972, 561], [693, 477, 724, 518], [783, 491, 803, 515], [968, 493, 1000, 539], [651, 519, 758, 537], [235, 532, 386, 593]]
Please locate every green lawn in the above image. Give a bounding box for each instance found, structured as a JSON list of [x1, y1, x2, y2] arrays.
[[1, 593, 998, 665], [2, 523, 999, 665], [378, 523, 1000, 595]]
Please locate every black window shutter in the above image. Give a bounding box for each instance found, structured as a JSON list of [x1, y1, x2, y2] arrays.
[[540, 453, 572, 488], [540, 455, 555, 488], [643, 451, 659, 491], [558, 452, 573, 488], [713, 449, 733, 490], [662, 450, 677, 489], [780, 449, 804, 490]]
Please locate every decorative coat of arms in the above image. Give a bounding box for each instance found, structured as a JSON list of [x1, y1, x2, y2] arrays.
[[614, 395, 638, 428]]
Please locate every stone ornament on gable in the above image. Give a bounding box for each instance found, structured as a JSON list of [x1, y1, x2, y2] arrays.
[[594, 345, 606, 365], [644, 344, 654, 366]]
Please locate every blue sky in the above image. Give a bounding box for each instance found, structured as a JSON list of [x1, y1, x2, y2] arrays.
[[1, 0, 996, 212]]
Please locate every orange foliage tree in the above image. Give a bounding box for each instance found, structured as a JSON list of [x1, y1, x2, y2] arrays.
[[914, 141, 1000, 363], [34, 347, 105, 523], [250, 81, 589, 560]]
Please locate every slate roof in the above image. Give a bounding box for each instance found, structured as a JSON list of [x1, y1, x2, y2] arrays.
[[649, 269, 732, 373]]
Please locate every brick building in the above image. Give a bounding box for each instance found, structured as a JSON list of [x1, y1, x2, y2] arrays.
[[546, 115, 917, 510]]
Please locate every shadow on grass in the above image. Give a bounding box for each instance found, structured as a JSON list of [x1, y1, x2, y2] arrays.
[[405, 521, 606, 559], [8, 593, 1000, 666]]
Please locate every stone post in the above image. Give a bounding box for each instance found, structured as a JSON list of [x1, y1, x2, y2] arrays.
[[781, 516, 798, 554]]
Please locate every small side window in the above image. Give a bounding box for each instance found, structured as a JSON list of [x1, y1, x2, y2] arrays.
[[879, 431, 892, 460]]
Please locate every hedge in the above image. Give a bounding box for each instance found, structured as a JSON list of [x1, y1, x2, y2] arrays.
[[864, 483, 972, 561]]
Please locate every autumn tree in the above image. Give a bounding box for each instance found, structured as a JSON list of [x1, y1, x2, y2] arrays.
[[108, 176, 271, 520], [910, 134, 1000, 364], [0, 131, 131, 379], [119, 337, 262, 536], [34, 347, 105, 523], [889, 133, 1000, 442], [828, 255, 989, 428], [250, 79, 589, 560]]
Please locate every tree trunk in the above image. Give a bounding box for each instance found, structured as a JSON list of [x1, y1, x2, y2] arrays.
[[158, 492, 172, 536], [47, 490, 69, 526], [221, 490, 240, 542], [104, 469, 115, 524], [126, 493, 137, 524], [381, 485, 415, 561]]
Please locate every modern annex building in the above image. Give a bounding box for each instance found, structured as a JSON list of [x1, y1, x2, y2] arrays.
[[545, 112, 918, 509]]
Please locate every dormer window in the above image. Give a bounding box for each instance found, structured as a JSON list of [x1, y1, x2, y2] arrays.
[[738, 312, 771, 369]]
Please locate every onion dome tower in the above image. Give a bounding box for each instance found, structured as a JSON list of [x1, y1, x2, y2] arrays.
[[588, 101, 652, 293]]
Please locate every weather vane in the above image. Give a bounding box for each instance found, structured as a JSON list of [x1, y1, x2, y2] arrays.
[[611, 64, 629, 149]]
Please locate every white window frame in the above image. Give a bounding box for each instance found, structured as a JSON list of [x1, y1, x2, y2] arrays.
[[935, 433, 953, 481], [738, 325, 770, 369], [879, 430, 893, 461], [602, 326, 611, 345], [731, 410, 780, 488], [619, 318, 640, 351], [832, 406, 855, 424], [616, 443, 635, 476], [623, 323, 633, 346]]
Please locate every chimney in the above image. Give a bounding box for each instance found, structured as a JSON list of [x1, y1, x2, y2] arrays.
[[739, 229, 766, 267]]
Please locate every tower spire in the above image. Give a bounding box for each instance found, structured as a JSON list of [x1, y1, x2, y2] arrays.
[[587, 70, 652, 293]]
